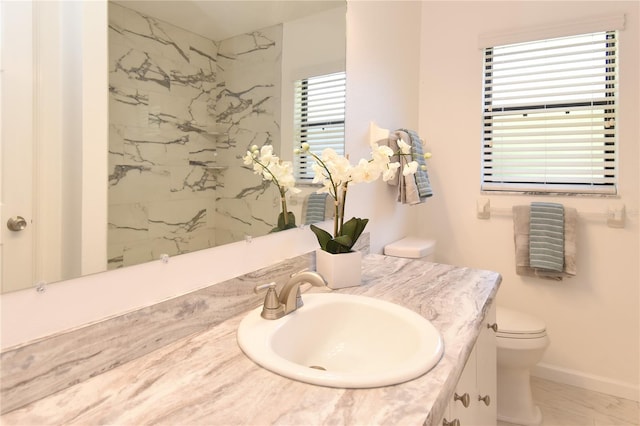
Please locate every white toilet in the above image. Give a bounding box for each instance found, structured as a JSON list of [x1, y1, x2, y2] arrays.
[[496, 307, 549, 426], [383, 237, 436, 262]]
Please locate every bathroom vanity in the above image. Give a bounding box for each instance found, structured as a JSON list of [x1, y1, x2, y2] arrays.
[[0, 254, 500, 425]]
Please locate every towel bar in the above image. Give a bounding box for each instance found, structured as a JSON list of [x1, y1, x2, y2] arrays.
[[476, 198, 632, 229]]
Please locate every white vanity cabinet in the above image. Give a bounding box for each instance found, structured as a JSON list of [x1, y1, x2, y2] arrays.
[[440, 302, 497, 426]]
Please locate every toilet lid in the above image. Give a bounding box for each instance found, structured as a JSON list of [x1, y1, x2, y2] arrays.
[[384, 237, 435, 259], [497, 306, 546, 335]]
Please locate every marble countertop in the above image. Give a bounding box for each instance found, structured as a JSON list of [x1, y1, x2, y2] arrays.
[[1, 255, 501, 426]]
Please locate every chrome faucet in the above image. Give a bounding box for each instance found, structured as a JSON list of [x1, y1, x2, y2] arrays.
[[258, 271, 327, 320]]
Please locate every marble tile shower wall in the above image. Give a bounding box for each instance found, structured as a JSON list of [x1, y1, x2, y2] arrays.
[[108, 3, 282, 270], [213, 26, 283, 246]]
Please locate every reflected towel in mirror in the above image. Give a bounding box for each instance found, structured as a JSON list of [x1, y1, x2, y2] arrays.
[[302, 193, 333, 224]]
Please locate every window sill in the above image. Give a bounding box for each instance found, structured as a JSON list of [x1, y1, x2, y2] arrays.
[[480, 190, 620, 199]]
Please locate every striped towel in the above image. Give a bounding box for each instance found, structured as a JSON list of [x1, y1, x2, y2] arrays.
[[304, 193, 329, 224], [529, 202, 565, 272], [400, 129, 433, 199]]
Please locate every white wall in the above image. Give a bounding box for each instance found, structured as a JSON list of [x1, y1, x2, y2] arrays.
[[344, 0, 423, 255], [418, 1, 639, 399]]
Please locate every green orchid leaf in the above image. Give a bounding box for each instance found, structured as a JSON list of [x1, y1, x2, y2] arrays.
[[310, 224, 333, 250], [277, 211, 296, 230], [351, 217, 369, 244], [339, 217, 369, 250], [325, 240, 339, 253], [270, 211, 297, 232], [326, 238, 351, 254], [333, 235, 353, 249], [312, 217, 369, 254], [340, 217, 358, 237]]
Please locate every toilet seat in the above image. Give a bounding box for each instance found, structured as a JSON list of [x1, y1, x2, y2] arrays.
[[497, 307, 547, 339]]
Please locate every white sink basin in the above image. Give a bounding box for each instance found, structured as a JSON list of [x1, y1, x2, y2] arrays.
[[237, 292, 444, 388]]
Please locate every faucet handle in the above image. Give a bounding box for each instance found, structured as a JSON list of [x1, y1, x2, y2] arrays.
[[260, 283, 285, 320], [262, 284, 280, 309], [254, 281, 276, 293]]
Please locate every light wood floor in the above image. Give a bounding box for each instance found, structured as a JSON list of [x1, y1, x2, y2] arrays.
[[498, 377, 639, 426]]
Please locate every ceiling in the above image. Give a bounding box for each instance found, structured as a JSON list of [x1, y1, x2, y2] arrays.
[[113, 0, 344, 41]]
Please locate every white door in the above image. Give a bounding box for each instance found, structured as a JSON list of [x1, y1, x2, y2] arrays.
[[0, 1, 35, 292]]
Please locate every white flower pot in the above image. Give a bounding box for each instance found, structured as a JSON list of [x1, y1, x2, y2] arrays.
[[315, 249, 362, 289]]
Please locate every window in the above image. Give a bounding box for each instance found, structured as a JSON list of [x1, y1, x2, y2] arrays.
[[481, 31, 618, 194], [293, 71, 346, 182]]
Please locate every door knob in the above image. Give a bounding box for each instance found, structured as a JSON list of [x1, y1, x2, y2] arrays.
[[7, 216, 27, 231]]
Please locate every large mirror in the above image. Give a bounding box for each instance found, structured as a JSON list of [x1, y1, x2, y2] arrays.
[[0, 0, 346, 293]]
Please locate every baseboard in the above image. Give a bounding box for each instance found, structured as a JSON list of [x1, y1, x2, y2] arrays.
[[533, 362, 639, 402]]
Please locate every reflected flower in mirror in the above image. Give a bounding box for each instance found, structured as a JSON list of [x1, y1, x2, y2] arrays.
[[243, 144, 300, 232]]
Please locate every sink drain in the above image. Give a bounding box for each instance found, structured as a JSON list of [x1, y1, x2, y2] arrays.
[[309, 365, 327, 371]]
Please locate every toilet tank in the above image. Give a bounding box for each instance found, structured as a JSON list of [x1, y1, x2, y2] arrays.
[[384, 237, 436, 262]]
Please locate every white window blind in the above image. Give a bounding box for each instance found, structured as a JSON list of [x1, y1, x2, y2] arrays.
[[481, 31, 618, 194], [294, 71, 346, 182]]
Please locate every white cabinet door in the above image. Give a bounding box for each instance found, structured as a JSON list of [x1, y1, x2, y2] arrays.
[[476, 303, 498, 425], [449, 345, 477, 425], [439, 300, 497, 426]]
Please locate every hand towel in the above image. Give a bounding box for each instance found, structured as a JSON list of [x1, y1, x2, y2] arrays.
[[384, 131, 423, 205], [302, 192, 333, 224], [513, 205, 577, 280], [529, 202, 564, 272], [400, 128, 433, 199]]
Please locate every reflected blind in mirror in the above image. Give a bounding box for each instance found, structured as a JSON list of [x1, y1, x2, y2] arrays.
[[294, 71, 346, 182]]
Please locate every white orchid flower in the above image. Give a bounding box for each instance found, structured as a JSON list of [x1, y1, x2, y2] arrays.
[[271, 161, 301, 193], [320, 148, 339, 163], [323, 151, 351, 186], [382, 162, 401, 182], [242, 151, 255, 166], [259, 144, 275, 164], [311, 163, 328, 184], [292, 136, 434, 250], [351, 159, 381, 184], [370, 143, 394, 165], [403, 160, 419, 176], [242, 143, 305, 229], [397, 139, 412, 155]]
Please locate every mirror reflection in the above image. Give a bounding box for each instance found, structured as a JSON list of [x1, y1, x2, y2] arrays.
[[0, 0, 346, 293]]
